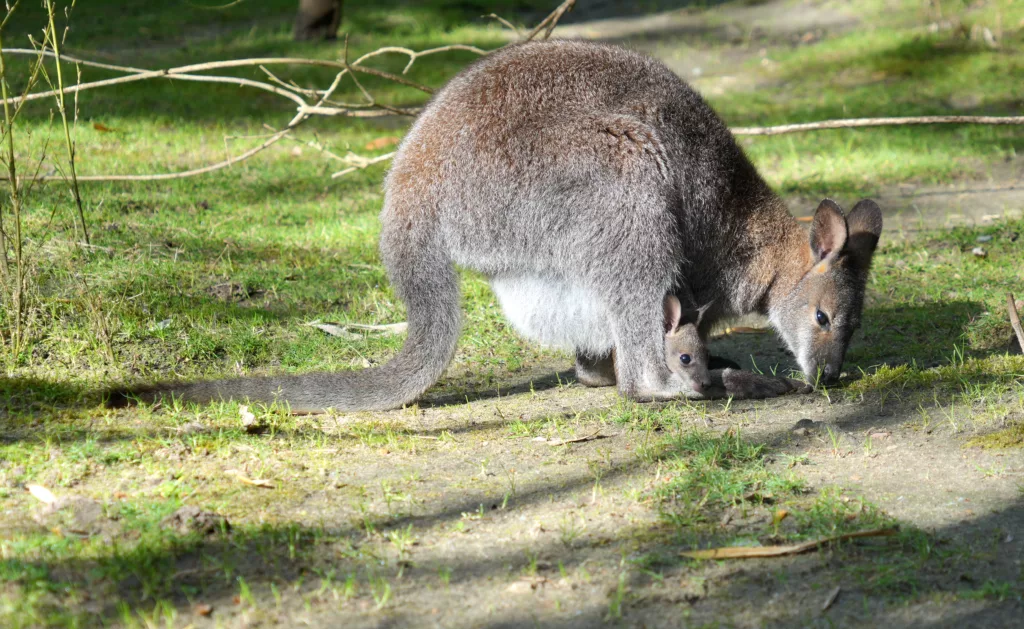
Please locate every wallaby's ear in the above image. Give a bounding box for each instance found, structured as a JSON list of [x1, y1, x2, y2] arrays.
[[809, 199, 848, 262], [844, 199, 883, 271], [663, 294, 682, 334]]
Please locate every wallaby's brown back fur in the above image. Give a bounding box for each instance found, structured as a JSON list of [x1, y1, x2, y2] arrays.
[[110, 40, 881, 411]]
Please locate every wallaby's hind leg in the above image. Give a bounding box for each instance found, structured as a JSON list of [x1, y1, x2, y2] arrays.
[[575, 351, 616, 387], [607, 291, 691, 401]]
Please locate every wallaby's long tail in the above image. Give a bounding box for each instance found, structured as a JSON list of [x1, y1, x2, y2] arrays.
[[108, 226, 462, 412]]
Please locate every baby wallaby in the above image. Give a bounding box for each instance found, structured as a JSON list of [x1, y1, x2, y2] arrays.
[[662, 294, 713, 396], [111, 40, 881, 412], [578, 294, 804, 401]]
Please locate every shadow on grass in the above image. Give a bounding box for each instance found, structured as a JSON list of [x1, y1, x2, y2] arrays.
[[2, 411, 1021, 626]]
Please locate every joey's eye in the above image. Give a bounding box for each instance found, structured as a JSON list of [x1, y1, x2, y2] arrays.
[[680, 354, 692, 365], [815, 309, 830, 328]]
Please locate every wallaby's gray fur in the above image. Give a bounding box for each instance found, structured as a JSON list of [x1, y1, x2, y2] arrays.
[[110, 40, 882, 412]]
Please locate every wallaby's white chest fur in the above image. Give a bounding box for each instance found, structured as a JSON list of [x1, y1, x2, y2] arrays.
[[491, 277, 613, 355]]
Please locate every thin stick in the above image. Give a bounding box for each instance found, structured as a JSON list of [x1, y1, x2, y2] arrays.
[[44, 0, 89, 245], [0, 54, 437, 108], [731, 115, 1024, 136], [1008, 294, 1024, 354], [483, 13, 522, 39], [526, 0, 576, 41]]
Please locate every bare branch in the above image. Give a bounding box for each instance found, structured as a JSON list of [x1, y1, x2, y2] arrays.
[[526, 0, 576, 41], [331, 152, 396, 179], [731, 115, 1024, 136], [483, 13, 522, 39]]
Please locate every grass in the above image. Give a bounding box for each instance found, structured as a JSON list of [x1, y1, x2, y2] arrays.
[[0, 0, 1023, 625]]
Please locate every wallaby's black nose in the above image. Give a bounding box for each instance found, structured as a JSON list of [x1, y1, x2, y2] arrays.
[[821, 365, 838, 383]]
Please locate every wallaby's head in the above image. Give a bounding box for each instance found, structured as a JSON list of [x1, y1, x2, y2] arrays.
[[770, 199, 883, 386], [664, 295, 713, 395]]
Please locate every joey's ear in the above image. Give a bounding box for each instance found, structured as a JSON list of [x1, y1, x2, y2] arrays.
[[844, 199, 883, 271], [663, 294, 682, 334], [809, 199, 848, 262]]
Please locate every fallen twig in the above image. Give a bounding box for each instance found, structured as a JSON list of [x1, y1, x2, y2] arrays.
[[1007, 293, 1024, 353], [224, 469, 275, 488], [680, 527, 898, 559], [544, 430, 613, 447]]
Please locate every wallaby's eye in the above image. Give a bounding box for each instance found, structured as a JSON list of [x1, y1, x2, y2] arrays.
[[815, 309, 830, 329], [680, 354, 692, 365]]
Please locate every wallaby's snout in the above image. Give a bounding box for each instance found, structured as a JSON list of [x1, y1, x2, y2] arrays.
[[770, 199, 883, 387]]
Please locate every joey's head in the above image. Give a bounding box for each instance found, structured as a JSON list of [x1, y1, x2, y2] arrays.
[[770, 199, 883, 387], [663, 295, 713, 395]]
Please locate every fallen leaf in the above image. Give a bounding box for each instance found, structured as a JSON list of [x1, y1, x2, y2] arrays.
[[224, 469, 274, 489], [822, 586, 841, 611], [304, 321, 361, 339], [27, 484, 57, 504], [772, 509, 789, 525], [93, 122, 118, 132], [195, 603, 213, 616], [722, 326, 769, 335], [796, 216, 814, 223], [680, 528, 898, 559], [364, 136, 400, 151], [344, 321, 408, 335]]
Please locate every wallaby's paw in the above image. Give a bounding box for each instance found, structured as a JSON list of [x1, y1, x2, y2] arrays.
[[622, 373, 698, 402], [575, 367, 617, 388], [719, 369, 810, 400]]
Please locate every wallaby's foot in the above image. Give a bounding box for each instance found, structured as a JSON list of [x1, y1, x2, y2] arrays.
[[717, 368, 811, 399], [575, 352, 616, 387], [620, 372, 700, 403]]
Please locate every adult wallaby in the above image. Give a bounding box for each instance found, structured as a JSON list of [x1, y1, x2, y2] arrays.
[[111, 40, 881, 412]]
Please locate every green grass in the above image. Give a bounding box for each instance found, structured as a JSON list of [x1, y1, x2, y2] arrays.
[[1, 0, 1024, 625]]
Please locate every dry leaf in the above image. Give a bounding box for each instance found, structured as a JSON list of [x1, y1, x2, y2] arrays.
[[224, 469, 274, 489], [796, 216, 814, 223], [344, 322, 408, 335], [239, 405, 256, 427], [195, 603, 213, 616], [772, 509, 789, 525], [93, 122, 117, 132], [723, 326, 769, 335], [364, 136, 400, 151], [304, 321, 361, 339], [680, 528, 897, 559], [27, 484, 57, 504], [822, 586, 841, 611]]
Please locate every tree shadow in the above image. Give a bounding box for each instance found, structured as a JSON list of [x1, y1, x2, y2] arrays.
[[4, 397, 1021, 626]]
